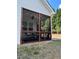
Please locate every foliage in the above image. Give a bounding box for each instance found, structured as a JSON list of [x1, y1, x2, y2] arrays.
[[41, 18, 50, 31], [41, 8, 61, 33], [52, 8, 61, 33]]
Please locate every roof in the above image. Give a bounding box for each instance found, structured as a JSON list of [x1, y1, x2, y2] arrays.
[[40, 0, 55, 15], [46, 0, 55, 12]]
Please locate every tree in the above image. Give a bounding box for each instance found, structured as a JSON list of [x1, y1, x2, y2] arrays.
[[41, 18, 50, 31], [52, 8, 61, 33]]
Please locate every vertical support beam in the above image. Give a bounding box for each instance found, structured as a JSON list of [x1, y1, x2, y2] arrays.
[[20, 8, 23, 44], [50, 15, 53, 40], [39, 13, 40, 42], [49, 17, 51, 39]]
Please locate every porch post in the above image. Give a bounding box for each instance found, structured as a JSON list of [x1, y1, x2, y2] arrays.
[[39, 13, 40, 42], [20, 8, 23, 44], [50, 15, 53, 40]]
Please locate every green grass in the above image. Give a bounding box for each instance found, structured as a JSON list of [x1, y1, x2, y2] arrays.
[[17, 41, 61, 59], [48, 40, 61, 46]]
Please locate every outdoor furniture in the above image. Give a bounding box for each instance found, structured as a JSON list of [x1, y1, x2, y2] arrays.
[[22, 33, 39, 42]]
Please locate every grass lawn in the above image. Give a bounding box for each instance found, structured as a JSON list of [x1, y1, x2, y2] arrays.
[[48, 40, 61, 46], [17, 40, 61, 59]]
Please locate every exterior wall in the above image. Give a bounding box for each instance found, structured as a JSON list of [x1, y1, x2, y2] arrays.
[[18, 0, 52, 16], [17, 0, 53, 44]]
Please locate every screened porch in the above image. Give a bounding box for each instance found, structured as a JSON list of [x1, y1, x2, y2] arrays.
[[21, 8, 51, 44]]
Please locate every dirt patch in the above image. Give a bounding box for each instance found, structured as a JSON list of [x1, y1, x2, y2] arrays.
[[52, 34, 61, 40]]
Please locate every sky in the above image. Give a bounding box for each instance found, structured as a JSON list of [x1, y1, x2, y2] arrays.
[[47, 0, 61, 11]]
